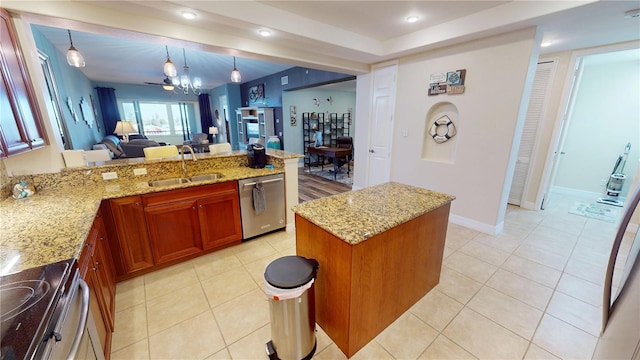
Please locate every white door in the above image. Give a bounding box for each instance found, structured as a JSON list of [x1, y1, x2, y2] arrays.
[[367, 64, 397, 186], [508, 60, 556, 206], [541, 58, 584, 209]]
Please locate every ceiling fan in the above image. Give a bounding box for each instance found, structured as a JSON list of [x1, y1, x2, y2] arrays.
[[144, 76, 174, 90]]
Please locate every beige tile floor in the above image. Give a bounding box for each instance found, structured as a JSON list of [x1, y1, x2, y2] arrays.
[[110, 193, 635, 359]]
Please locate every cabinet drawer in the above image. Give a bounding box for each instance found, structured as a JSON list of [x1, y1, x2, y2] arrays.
[[142, 181, 237, 206]]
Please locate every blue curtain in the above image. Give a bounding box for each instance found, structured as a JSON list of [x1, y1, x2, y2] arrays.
[[198, 94, 214, 142], [95, 87, 119, 134]]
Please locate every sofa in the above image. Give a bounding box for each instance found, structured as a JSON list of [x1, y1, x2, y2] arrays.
[[97, 135, 160, 158]]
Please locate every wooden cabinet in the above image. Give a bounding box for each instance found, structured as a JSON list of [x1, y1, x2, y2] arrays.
[[107, 196, 154, 277], [101, 182, 243, 279], [198, 188, 243, 250], [142, 182, 242, 263], [236, 107, 274, 148], [144, 199, 203, 264], [78, 210, 116, 359], [0, 9, 46, 157]]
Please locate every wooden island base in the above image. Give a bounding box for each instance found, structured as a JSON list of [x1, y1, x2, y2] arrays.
[[295, 203, 450, 358]]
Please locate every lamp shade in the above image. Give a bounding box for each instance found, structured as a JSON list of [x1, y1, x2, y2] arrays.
[[66, 47, 85, 67], [208, 126, 219, 135], [113, 121, 136, 135], [66, 30, 85, 68], [230, 57, 241, 83]]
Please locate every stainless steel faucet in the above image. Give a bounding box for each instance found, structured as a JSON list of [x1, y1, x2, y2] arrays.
[[180, 145, 197, 178]]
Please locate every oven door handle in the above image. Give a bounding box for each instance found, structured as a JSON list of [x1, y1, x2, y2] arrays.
[[66, 278, 90, 360]]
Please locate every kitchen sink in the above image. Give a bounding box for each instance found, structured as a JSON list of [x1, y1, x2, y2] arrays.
[[148, 178, 190, 187], [189, 173, 223, 182]]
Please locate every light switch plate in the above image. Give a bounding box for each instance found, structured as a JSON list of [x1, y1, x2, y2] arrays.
[[102, 172, 118, 180], [134, 168, 147, 176]]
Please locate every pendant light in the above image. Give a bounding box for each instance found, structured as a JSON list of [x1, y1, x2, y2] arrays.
[[230, 56, 241, 83], [171, 48, 202, 95], [66, 30, 85, 68], [163, 45, 177, 77]]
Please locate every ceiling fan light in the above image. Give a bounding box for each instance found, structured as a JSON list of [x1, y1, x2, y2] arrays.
[[230, 56, 241, 83], [163, 84, 174, 91]]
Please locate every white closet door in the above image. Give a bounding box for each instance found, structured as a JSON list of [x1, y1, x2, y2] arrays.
[[508, 60, 556, 206]]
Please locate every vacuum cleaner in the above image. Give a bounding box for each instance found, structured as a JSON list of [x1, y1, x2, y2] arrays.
[[597, 142, 631, 207]]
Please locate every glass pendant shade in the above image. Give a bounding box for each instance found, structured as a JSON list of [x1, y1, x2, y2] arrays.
[[230, 57, 241, 83], [66, 30, 85, 67], [163, 46, 177, 77]]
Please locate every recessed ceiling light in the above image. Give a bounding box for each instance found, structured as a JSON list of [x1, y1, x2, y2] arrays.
[[258, 29, 272, 37], [181, 11, 197, 20], [541, 41, 552, 47], [406, 15, 419, 23]]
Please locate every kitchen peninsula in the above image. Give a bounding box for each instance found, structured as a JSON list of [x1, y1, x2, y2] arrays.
[[293, 182, 455, 358]]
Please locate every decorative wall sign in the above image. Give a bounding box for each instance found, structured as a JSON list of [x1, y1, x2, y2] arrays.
[[248, 84, 264, 105], [429, 69, 466, 96], [66, 96, 78, 122], [290, 105, 297, 126], [79, 97, 94, 128]]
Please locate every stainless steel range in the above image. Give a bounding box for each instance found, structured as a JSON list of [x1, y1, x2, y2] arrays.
[[0, 260, 72, 359], [0, 259, 103, 360]]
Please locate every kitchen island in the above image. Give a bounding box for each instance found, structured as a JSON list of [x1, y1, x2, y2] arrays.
[[292, 182, 455, 358]]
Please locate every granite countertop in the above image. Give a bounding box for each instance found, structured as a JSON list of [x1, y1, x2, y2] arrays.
[[292, 182, 455, 245], [0, 164, 285, 275]]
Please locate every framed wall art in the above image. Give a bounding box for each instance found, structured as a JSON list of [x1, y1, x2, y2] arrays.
[[248, 84, 264, 105]]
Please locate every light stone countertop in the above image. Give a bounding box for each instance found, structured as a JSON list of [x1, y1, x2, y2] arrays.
[[0, 163, 285, 275], [292, 182, 455, 245]]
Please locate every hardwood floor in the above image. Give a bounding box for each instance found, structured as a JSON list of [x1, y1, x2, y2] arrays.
[[298, 167, 352, 203]]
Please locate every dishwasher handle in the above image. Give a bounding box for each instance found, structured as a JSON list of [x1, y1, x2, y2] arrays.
[[66, 278, 90, 360], [242, 178, 283, 188]]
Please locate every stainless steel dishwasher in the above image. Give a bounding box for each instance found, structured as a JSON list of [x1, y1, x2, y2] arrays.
[[239, 173, 285, 239]]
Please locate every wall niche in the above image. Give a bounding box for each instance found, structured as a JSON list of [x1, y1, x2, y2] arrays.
[[422, 102, 459, 163]]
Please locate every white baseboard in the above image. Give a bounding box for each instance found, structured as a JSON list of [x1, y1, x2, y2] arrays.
[[448, 213, 503, 235], [551, 186, 603, 199], [520, 200, 539, 210]]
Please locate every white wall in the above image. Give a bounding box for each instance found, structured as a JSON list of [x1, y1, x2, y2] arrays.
[[282, 88, 356, 158], [384, 28, 539, 233], [554, 52, 640, 196]]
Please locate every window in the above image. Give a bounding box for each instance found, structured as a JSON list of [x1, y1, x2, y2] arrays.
[[118, 100, 198, 137]]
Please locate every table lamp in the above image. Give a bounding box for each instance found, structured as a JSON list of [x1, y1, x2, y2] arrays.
[[209, 126, 219, 143], [114, 121, 136, 142]]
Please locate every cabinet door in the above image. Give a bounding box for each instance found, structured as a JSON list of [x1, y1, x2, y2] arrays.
[[198, 192, 242, 250], [90, 236, 115, 331], [0, 9, 46, 157], [144, 199, 203, 264], [109, 196, 154, 274]]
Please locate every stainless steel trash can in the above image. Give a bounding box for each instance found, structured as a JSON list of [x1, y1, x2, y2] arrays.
[[264, 256, 319, 360]]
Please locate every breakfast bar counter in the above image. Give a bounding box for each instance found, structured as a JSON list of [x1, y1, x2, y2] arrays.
[[292, 182, 455, 357]]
